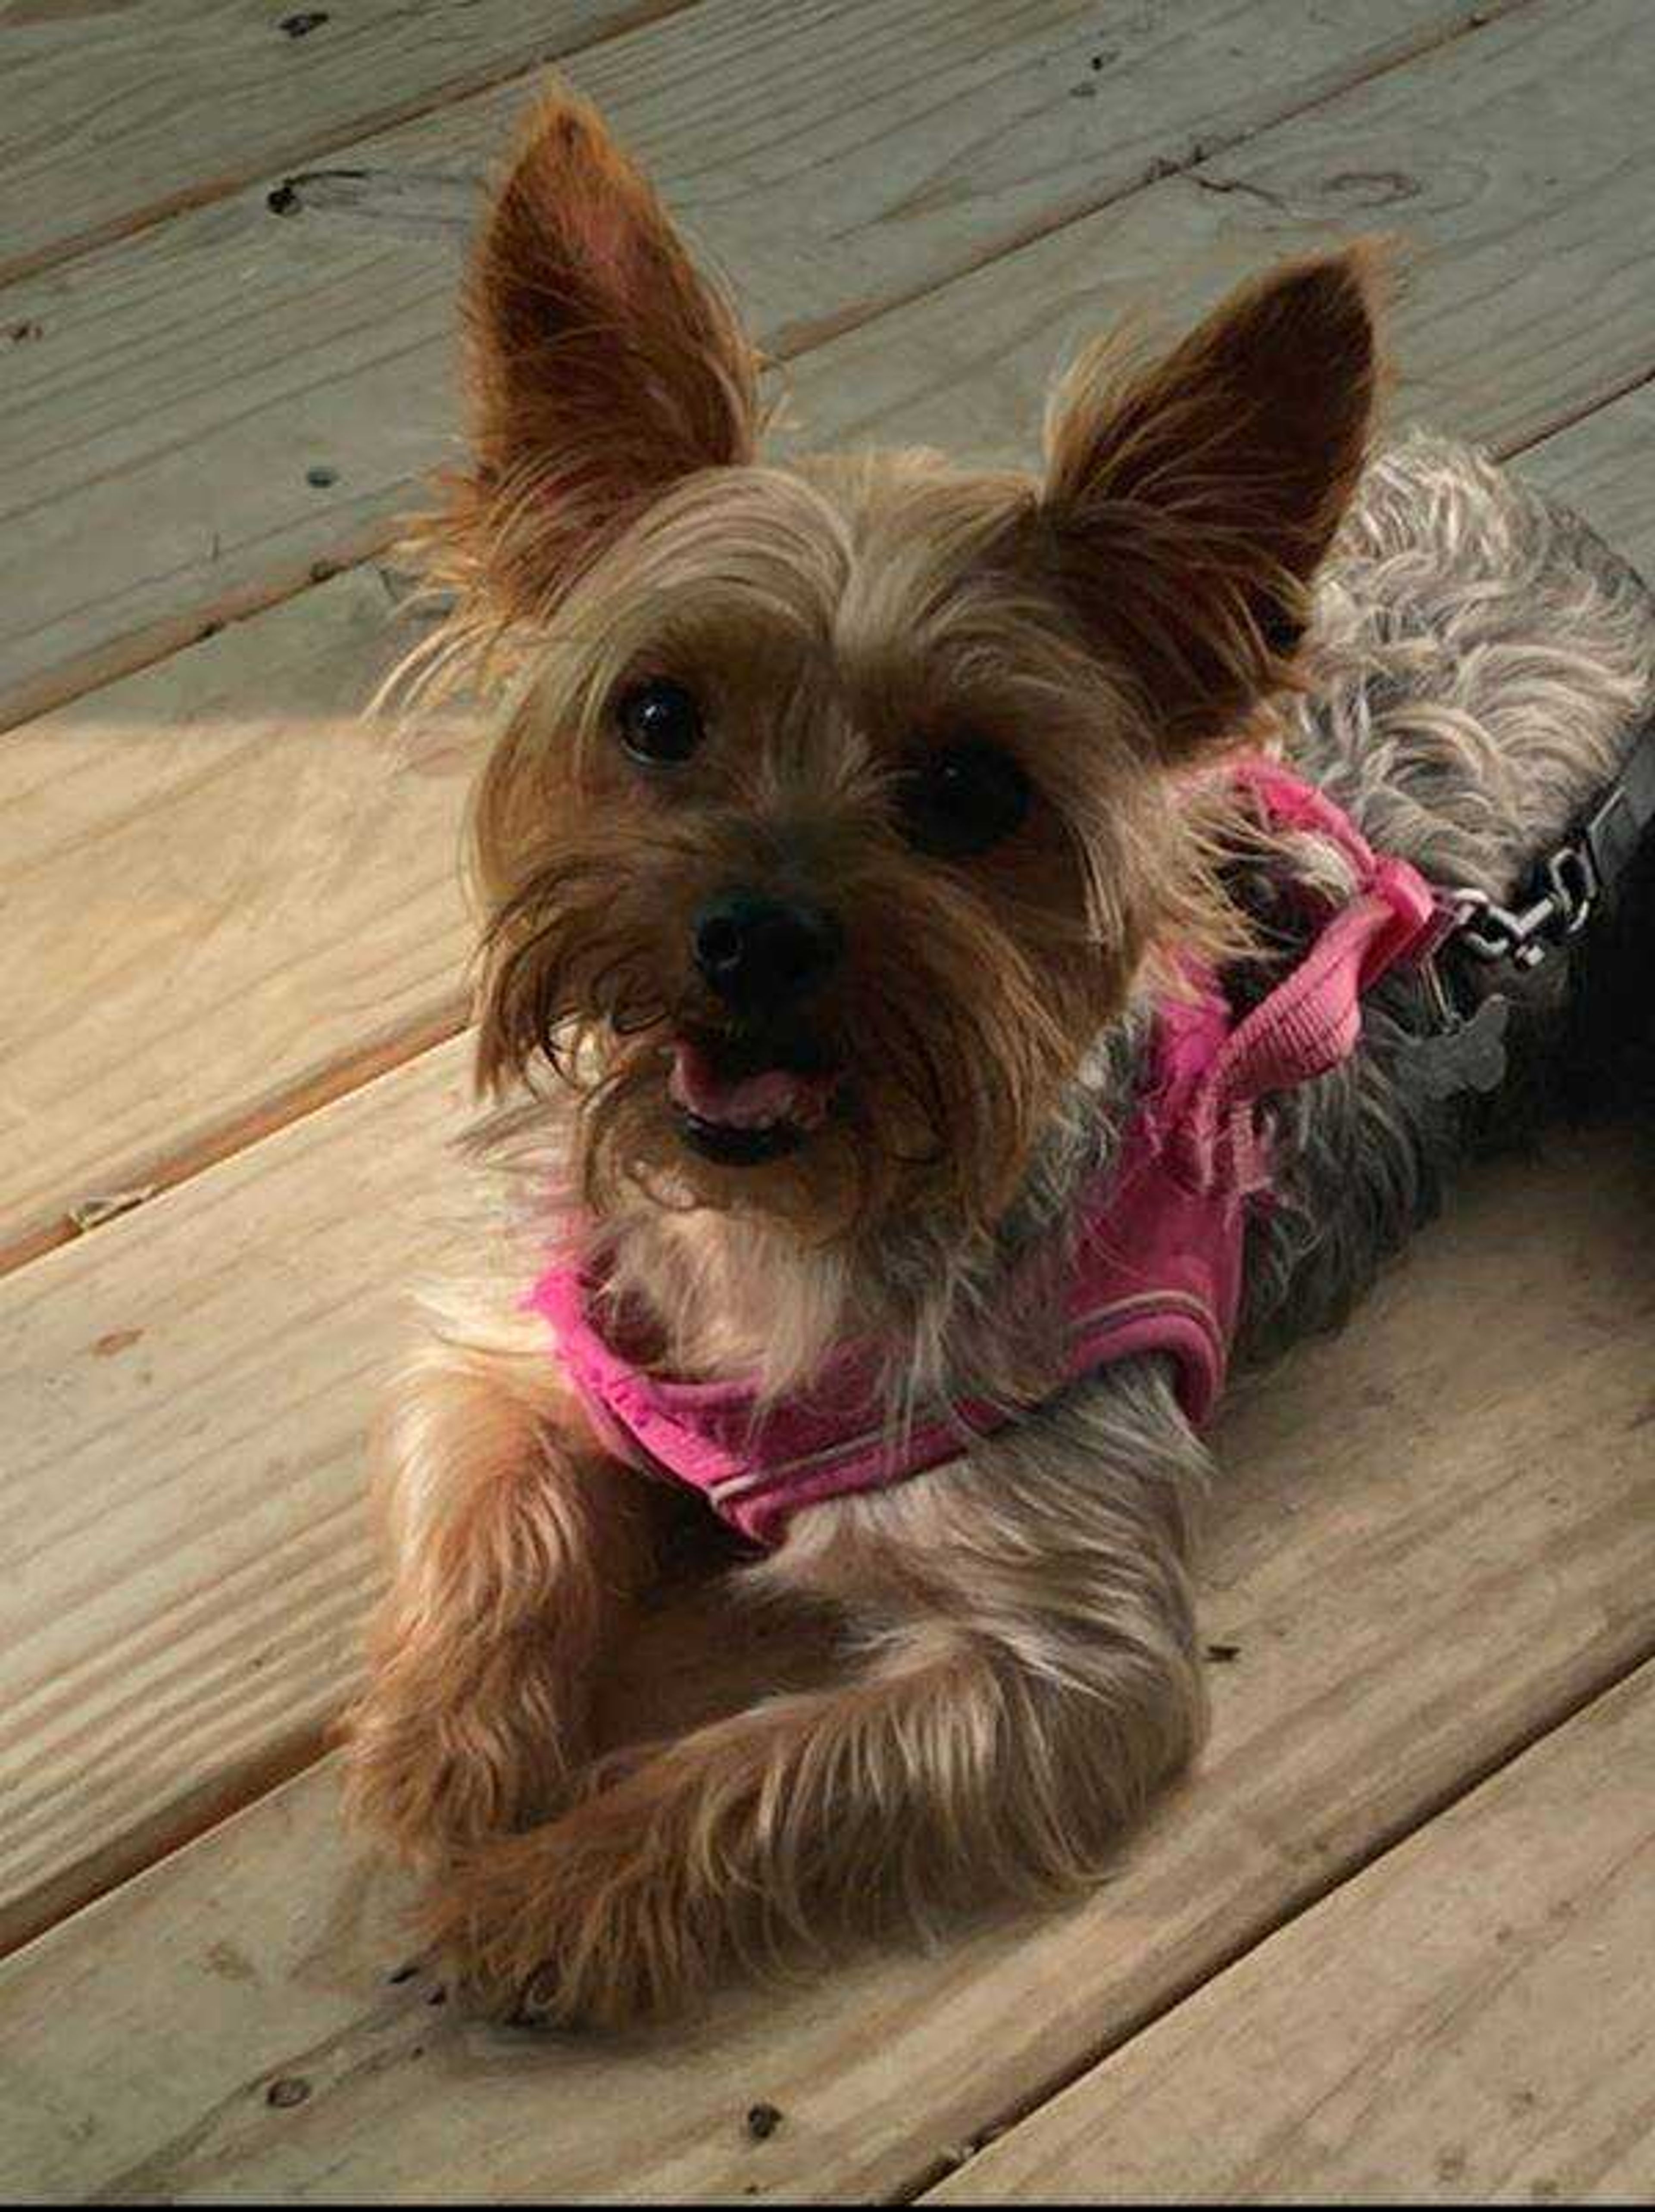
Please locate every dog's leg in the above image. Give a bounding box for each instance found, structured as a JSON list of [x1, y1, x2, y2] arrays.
[[340, 1312, 655, 1869], [428, 1366, 1207, 2026]]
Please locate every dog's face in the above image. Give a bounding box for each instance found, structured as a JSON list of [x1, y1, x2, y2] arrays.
[[442, 96, 1379, 1242]]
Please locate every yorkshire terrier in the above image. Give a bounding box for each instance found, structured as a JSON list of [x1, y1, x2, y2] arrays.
[[340, 88, 1655, 2028]]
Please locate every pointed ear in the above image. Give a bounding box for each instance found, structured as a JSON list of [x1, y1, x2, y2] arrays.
[[452, 87, 760, 615], [1040, 243, 1386, 755]]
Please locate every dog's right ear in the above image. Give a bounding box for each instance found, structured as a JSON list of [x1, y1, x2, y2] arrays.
[[450, 88, 760, 617], [1040, 245, 1384, 758]]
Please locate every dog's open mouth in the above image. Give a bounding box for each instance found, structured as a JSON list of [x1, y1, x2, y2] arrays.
[[667, 1029, 840, 1165]]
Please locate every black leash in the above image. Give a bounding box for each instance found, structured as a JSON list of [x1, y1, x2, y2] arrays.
[[1405, 712, 1655, 1101], [1450, 712, 1655, 972]]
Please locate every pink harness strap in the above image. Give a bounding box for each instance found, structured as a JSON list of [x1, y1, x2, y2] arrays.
[[530, 764, 1441, 1545]]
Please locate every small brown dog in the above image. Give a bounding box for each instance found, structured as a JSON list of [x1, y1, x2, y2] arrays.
[[340, 89, 1655, 2027]]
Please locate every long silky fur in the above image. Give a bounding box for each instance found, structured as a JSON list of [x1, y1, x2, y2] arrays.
[[340, 92, 1655, 2031]]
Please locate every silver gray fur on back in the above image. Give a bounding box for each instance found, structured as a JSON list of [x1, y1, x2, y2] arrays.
[[1295, 431, 1652, 899], [1240, 430, 1655, 1363]]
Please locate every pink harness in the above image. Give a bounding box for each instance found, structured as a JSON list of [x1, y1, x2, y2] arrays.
[[530, 764, 1442, 1545]]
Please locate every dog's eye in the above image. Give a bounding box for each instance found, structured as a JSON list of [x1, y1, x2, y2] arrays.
[[617, 678, 704, 767], [897, 741, 1030, 858]]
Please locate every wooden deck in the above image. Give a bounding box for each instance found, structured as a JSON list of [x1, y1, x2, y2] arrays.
[[3, 1, 1653, 2199]]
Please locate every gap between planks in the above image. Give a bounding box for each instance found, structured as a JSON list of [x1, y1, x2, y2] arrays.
[[0, 0, 1525, 736], [908, 1627, 1655, 2201], [0, 993, 469, 1280], [0, 0, 704, 289]]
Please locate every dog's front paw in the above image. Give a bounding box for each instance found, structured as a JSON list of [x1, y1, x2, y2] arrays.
[[423, 1785, 709, 2031], [340, 1658, 578, 1873]]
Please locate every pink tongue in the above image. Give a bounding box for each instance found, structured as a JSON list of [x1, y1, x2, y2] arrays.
[[669, 1040, 833, 1130]]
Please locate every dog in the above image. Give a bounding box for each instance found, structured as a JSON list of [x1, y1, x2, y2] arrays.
[[339, 87, 1655, 2029]]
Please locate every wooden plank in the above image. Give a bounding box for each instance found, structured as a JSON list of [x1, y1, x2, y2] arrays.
[[1521, 377, 1655, 574], [2, 1120, 1653, 2199], [0, 565, 480, 1274], [0, 0, 1511, 729], [0, 1037, 471, 1961], [926, 1662, 1655, 2204], [0, 0, 689, 285], [3, 3, 1650, 1273], [775, 0, 1655, 471]]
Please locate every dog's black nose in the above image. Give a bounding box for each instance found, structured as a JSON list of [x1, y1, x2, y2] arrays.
[[693, 891, 842, 1012]]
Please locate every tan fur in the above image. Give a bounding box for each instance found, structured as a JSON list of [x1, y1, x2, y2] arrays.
[[1040, 242, 1388, 754], [340, 1310, 655, 1863], [342, 87, 1407, 2026], [422, 1366, 1206, 2027]]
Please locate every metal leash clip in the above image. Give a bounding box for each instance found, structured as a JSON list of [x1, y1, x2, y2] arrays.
[[1449, 836, 1600, 970], [1405, 713, 1655, 1099]]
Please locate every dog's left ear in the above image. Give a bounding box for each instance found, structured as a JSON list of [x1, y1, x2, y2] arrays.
[[1041, 243, 1385, 756], [450, 87, 761, 617]]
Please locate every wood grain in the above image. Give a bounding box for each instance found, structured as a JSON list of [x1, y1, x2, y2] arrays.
[[2, 1120, 1653, 2198], [6, 7, 1652, 1272], [927, 1661, 1655, 2203], [0, 0, 687, 284], [0, 0, 1509, 729], [0, 1038, 469, 1959], [775, 0, 1655, 470], [0, 565, 481, 1273], [1520, 376, 1655, 567]]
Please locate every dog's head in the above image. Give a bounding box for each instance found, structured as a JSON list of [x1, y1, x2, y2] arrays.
[[439, 93, 1381, 1242]]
